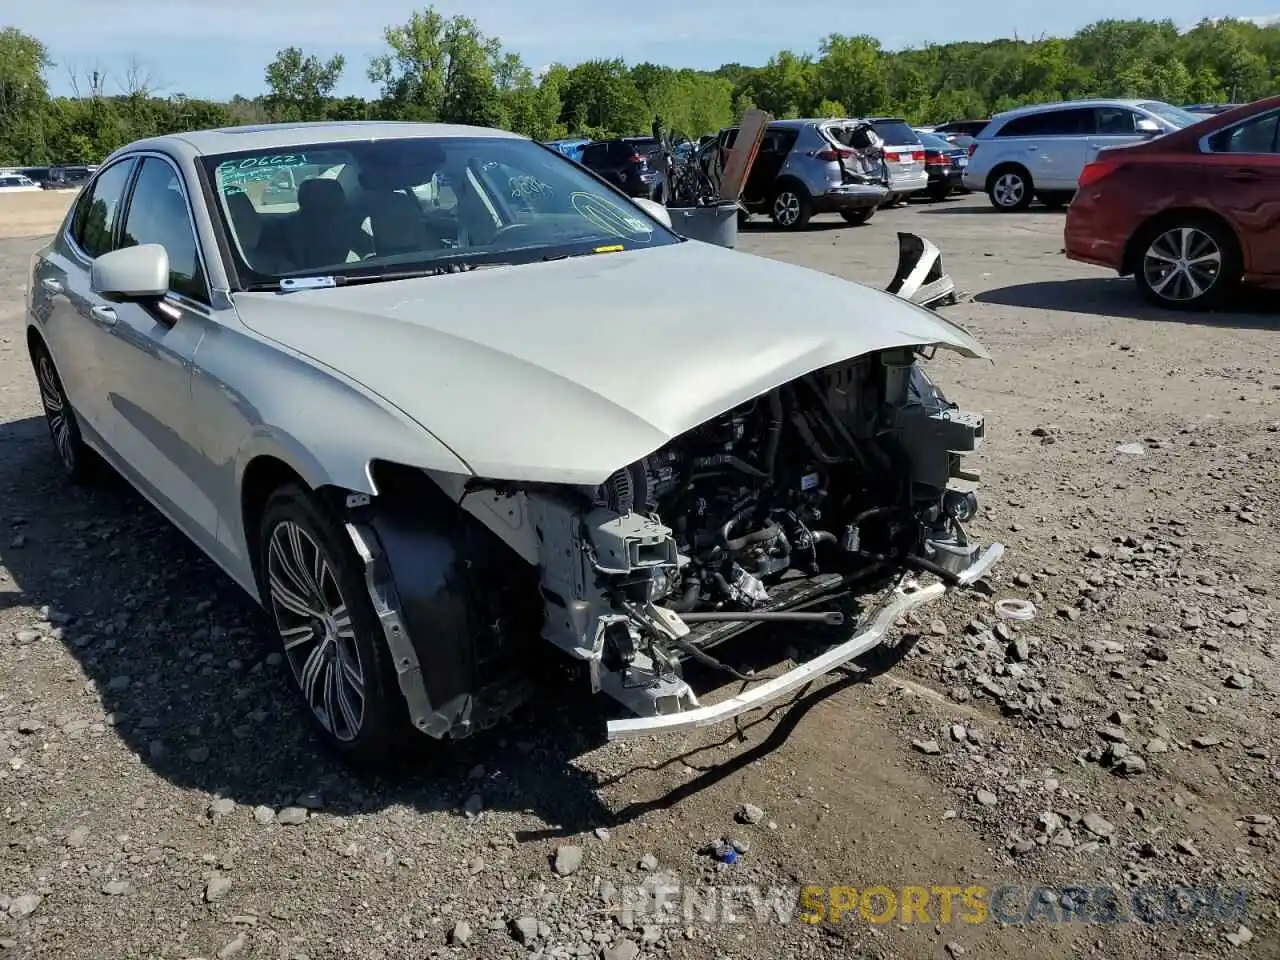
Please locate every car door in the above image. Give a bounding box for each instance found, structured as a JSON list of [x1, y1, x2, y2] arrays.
[[1200, 106, 1280, 277], [1087, 107, 1148, 165], [93, 154, 222, 554], [1021, 108, 1093, 189], [31, 157, 137, 447], [742, 127, 795, 205]]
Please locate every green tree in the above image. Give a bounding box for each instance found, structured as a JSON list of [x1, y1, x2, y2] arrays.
[[0, 27, 52, 164], [264, 46, 345, 121], [368, 7, 502, 125], [815, 35, 889, 116]]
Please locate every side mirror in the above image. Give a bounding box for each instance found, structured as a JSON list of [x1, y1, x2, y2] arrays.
[[91, 244, 169, 302], [631, 196, 673, 229], [1135, 118, 1162, 137]]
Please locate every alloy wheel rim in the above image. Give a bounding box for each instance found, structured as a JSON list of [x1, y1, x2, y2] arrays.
[[993, 174, 1024, 207], [1143, 227, 1222, 303], [774, 192, 800, 225], [267, 520, 367, 742], [37, 355, 75, 471]]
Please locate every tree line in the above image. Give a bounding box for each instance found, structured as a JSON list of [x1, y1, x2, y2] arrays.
[[3, 12, 1279, 166]]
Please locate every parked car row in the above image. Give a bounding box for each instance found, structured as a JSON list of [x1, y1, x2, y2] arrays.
[[1, 164, 96, 190], [546, 116, 966, 231]]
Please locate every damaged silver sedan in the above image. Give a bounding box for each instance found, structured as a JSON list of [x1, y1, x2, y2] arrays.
[[25, 121, 1000, 765]]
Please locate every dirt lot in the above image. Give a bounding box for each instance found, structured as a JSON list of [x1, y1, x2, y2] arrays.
[[0, 192, 76, 241], [0, 193, 1277, 960]]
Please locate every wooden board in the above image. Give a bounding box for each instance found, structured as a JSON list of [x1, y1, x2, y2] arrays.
[[717, 108, 772, 203]]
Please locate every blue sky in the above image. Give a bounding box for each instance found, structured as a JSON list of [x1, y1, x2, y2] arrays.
[[11, 0, 1278, 100]]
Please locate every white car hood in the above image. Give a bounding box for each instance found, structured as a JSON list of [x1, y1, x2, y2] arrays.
[[234, 241, 988, 486]]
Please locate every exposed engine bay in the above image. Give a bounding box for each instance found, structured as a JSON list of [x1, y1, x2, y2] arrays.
[[455, 345, 999, 737], [590, 348, 983, 612]]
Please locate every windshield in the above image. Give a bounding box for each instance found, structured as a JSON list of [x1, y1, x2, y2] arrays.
[[200, 136, 679, 286], [1137, 101, 1202, 129]]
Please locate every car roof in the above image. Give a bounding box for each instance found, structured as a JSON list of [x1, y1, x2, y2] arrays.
[[113, 121, 522, 160], [991, 99, 1159, 121]]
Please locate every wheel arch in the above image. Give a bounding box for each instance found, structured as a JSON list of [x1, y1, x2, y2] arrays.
[[243, 452, 538, 741], [1120, 207, 1243, 279], [26, 324, 46, 359], [772, 174, 810, 199], [985, 161, 1032, 193]]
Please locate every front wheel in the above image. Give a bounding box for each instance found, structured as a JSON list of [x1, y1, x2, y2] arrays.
[[770, 187, 812, 229], [840, 207, 876, 226], [259, 484, 414, 767], [1134, 220, 1240, 311], [31, 339, 97, 484], [987, 168, 1033, 211]]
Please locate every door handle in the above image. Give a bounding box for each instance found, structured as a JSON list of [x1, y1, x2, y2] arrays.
[[40, 278, 63, 295], [89, 305, 118, 327], [1227, 169, 1262, 182]]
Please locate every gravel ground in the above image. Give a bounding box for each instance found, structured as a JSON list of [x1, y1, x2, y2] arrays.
[[0, 193, 1277, 960]]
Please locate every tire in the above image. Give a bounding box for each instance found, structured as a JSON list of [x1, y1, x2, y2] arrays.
[[927, 184, 951, 202], [31, 338, 97, 485], [737, 209, 751, 226], [840, 207, 876, 226], [987, 166, 1033, 211], [259, 483, 414, 768], [770, 185, 812, 229], [1133, 217, 1240, 311]]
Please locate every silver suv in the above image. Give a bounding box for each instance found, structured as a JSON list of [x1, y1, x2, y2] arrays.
[[697, 119, 889, 229], [962, 98, 1200, 210]]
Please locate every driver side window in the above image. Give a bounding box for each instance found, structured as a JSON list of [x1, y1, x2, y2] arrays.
[[119, 157, 208, 303]]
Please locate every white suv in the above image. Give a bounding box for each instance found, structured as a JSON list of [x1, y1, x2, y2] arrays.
[[962, 99, 1201, 211]]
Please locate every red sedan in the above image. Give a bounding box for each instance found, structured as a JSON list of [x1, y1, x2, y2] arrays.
[[1065, 96, 1280, 310]]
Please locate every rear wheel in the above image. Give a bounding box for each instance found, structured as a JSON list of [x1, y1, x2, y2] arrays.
[[259, 483, 414, 768], [927, 183, 952, 202], [987, 166, 1033, 211], [840, 207, 876, 226], [770, 186, 812, 229], [1133, 218, 1240, 311], [31, 339, 97, 484]]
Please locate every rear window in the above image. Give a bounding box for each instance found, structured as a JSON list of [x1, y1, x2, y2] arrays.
[[870, 120, 920, 145]]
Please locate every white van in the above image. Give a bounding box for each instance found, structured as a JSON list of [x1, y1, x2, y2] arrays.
[[962, 99, 1202, 210]]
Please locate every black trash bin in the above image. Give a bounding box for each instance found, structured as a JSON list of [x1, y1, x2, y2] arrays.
[[665, 202, 740, 248]]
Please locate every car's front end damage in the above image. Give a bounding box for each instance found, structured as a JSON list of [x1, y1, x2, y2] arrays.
[[452, 340, 999, 739], [249, 232, 996, 743]]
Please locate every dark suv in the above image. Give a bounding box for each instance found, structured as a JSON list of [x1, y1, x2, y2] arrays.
[[579, 138, 669, 203]]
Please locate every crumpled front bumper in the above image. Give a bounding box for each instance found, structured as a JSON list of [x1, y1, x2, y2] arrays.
[[604, 541, 1004, 740]]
